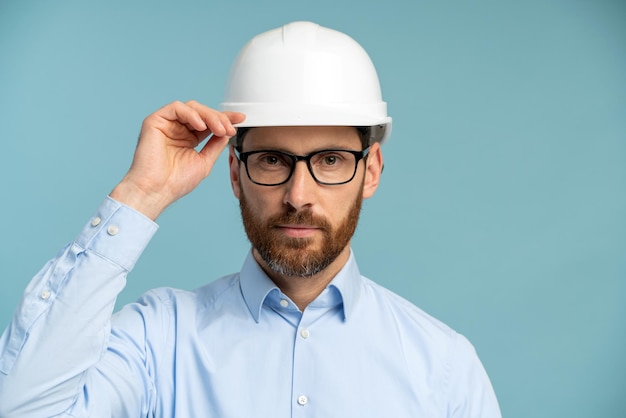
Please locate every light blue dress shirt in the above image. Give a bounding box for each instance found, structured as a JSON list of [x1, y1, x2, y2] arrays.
[[0, 197, 500, 418]]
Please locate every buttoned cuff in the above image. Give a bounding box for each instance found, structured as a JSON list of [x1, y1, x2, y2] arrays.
[[74, 196, 159, 272]]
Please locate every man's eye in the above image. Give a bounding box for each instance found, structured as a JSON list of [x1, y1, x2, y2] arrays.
[[261, 155, 279, 165], [316, 152, 348, 167], [322, 155, 338, 165], [255, 153, 289, 168]]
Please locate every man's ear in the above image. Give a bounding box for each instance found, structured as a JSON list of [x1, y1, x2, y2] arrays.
[[229, 147, 242, 200], [362, 142, 383, 199]]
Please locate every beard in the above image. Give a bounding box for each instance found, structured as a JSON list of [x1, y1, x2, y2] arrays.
[[239, 187, 363, 278]]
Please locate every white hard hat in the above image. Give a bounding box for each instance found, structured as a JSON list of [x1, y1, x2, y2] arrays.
[[221, 21, 392, 145]]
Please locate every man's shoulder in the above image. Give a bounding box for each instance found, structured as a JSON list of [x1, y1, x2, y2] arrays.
[[129, 273, 242, 312], [193, 273, 242, 306], [358, 276, 457, 340]]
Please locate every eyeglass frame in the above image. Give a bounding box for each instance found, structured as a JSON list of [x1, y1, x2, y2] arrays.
[[234, 147, 370, 186]]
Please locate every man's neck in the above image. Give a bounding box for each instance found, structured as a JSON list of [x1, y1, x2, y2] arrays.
[[252, 246, 351, 311]]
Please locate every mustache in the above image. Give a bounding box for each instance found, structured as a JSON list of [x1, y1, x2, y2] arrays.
[[268, 210, 330, 230]]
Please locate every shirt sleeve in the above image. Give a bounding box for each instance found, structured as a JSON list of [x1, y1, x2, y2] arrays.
[[0, 197, 158, 418], [446, 333, 502, 418]]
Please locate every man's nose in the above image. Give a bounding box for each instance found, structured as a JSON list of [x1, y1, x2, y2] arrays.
[[282, 161, 317, 210]]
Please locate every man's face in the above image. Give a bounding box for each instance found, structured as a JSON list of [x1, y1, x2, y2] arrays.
[[229, 126, 381, 278]]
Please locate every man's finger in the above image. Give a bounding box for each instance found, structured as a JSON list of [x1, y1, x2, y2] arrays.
[[157, 101, 208, 132], [185, 101, 233, 137], [223, 111, 247, 125]]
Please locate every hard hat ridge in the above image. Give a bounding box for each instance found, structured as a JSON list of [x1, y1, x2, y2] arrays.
[[221, 21, 392, 145]]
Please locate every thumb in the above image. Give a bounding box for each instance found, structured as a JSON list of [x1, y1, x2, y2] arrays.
[[198, 135, 230, 175]]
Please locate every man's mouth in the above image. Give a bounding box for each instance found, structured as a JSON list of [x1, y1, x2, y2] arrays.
[[275, 224, 321, 238]]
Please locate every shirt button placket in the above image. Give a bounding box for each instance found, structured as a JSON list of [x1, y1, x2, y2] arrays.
[[300, 328, 310, 339], [292, 317, 314, 417]]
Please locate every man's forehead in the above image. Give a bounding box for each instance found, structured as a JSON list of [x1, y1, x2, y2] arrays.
[[240, 126, 362, 151]]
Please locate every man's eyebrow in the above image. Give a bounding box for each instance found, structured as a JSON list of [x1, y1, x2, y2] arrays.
[[245, 144, 360, 153]]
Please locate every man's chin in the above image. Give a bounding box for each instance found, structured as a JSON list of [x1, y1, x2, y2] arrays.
[[260, 250, 331, 278], [254, 237, 326, 274], [264, 228, 318, 249], [279, 236, 318, 250]]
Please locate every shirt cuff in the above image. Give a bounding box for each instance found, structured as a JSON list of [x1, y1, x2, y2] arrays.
[[74, 196, 159, 272]]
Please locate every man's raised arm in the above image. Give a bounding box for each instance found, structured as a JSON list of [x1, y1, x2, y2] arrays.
[[0, 102, 243, 417]]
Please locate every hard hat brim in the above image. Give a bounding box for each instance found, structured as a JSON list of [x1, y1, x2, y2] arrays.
[[221, 102, 392, 144]]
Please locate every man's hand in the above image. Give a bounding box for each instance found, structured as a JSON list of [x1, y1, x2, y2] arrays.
[[110, 101, 245, 220]]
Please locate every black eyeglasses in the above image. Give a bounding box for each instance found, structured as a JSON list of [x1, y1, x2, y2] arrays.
[[235, 147, 370, 186]]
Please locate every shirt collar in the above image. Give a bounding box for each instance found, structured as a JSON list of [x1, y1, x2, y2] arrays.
[[239, 249, 362, 323]]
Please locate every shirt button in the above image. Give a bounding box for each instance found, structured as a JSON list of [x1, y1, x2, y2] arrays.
[[91, 217, 101, 227], [107, 225, 119, 236], [300, 328, 310, 339], [40, 289, 51, 300], [297, 395, 308, 406], [279, 299, 289, 308]]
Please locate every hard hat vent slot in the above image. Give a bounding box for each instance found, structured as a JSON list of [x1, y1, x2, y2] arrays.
[[282, 21, 320, 47]]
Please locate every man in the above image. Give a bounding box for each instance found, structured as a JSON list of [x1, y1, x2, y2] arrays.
[[0, 21, 500, 417]]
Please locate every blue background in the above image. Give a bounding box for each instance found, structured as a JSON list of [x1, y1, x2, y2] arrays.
[[1, 1, 625, 416]]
